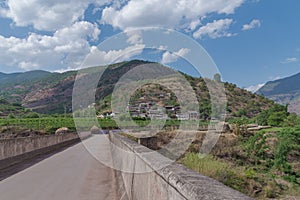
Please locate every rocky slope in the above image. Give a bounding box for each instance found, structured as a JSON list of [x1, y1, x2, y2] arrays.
[[0, 60, 275, 117], [257, 72, 300, 114]]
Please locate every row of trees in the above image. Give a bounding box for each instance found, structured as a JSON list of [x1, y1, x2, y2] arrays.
[[256, 104, 289, 126], [229, 103, 300, 128]]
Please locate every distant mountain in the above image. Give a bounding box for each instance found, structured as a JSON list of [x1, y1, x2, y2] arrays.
[[0, 70, 55, 104], [0, 61, 143, 114], [257, 72, 300, 113], [0, 70, 52, 86], [0, 60, 275, 117], [0, 69, 77, 113], [0, 72, 7, 79]]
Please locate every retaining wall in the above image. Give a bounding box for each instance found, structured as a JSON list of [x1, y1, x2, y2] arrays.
[[109, 133, 253, 200]]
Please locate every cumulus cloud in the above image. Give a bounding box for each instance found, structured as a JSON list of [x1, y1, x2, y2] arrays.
[[161, 48, 190, 64], [0, 21, 101, 71], [126, 30, 143, 45], [242, 19, 261, 31], [101, 0, 244, 30], [0, 0, 109, 31], [281, 57, 298, 64], [55, 44, 145, 72], [193, 18, 235, 39], [80, 44, 145, 68], [0, 0, 245, 72], [186, 19, 202, 32]]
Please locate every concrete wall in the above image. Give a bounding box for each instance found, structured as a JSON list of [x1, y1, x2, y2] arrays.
[[0, 132, 91, 170], [0, 133, 76, 160], [109, 133, 253, 200]]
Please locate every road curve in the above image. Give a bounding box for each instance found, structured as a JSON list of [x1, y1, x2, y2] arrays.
[[0, 135, 117, 200]]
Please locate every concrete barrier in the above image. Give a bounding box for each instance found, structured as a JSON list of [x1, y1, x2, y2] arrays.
[[0, 132, 91, 170], [109, 133, 253, 200]]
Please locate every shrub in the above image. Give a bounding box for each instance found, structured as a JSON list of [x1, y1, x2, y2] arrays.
[[268, 111, 287, 126], [274, 128, 300, 182], [243, 132, 270, 165], [8, 114, 15, 119], [25, 112, 40, 118]]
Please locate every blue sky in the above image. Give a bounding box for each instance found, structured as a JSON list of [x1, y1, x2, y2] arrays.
[[0, 0, 299, 90]]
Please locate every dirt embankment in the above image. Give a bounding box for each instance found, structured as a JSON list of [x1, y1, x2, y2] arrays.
[[0, 127, 48, 139], [156, 129, 238, 157]]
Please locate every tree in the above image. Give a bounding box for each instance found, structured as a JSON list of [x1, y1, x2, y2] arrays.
[[8, 114, 15, 119], [255, 105, 289, 126], [236, 108, 247, 117], [256, 110, 269, 125], [267, 111, 287, 126], [25, 112, 39, 118], [282, 113, 299, 127]]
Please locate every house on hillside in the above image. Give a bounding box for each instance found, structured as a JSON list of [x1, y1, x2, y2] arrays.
[[176, 113, 189, 120], [188, 111, 199, 120], [176, 111, 199, 120], [148, 109, 168, 120]]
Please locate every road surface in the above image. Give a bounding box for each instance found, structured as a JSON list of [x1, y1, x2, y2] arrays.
[[0, 135, 117, 200]]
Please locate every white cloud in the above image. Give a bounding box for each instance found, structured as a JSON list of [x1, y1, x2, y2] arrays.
[[193, 18, 235, 39], [186, 18, 202, 32], [157, 45, 168, 51], [242, 19, 261, 31], [80, 44, 145, 68], [101, 0, 244, 31], [19, 61, 40, 71], [281, 57, 298, 64], [126, 29, 143, 45], [0, 21, 101, 71], [161, 48, 190, 64], [245, 83, 265, 93], [0, 0, 246, 72], [0, 0, 109, 31]]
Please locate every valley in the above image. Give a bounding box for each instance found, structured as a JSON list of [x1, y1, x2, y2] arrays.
[[0, 60, 299, 199]]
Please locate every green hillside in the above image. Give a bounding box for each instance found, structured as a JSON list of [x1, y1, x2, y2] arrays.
[[0, 60, 275, 117], [0, 70, 52, 86], [0, 98, 27, 117]]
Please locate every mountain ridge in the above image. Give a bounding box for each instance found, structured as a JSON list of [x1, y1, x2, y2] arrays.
[[257, 72, 300, 113], [0, 60, 275, 117]]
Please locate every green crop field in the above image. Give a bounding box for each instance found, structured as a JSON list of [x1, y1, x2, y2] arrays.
[[0, 117, 210, 134]]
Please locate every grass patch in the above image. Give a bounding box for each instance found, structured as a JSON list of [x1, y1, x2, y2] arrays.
[[180, 126, 300, 199], [259, 127, 284, 133], [181, 153, 250, 194]]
